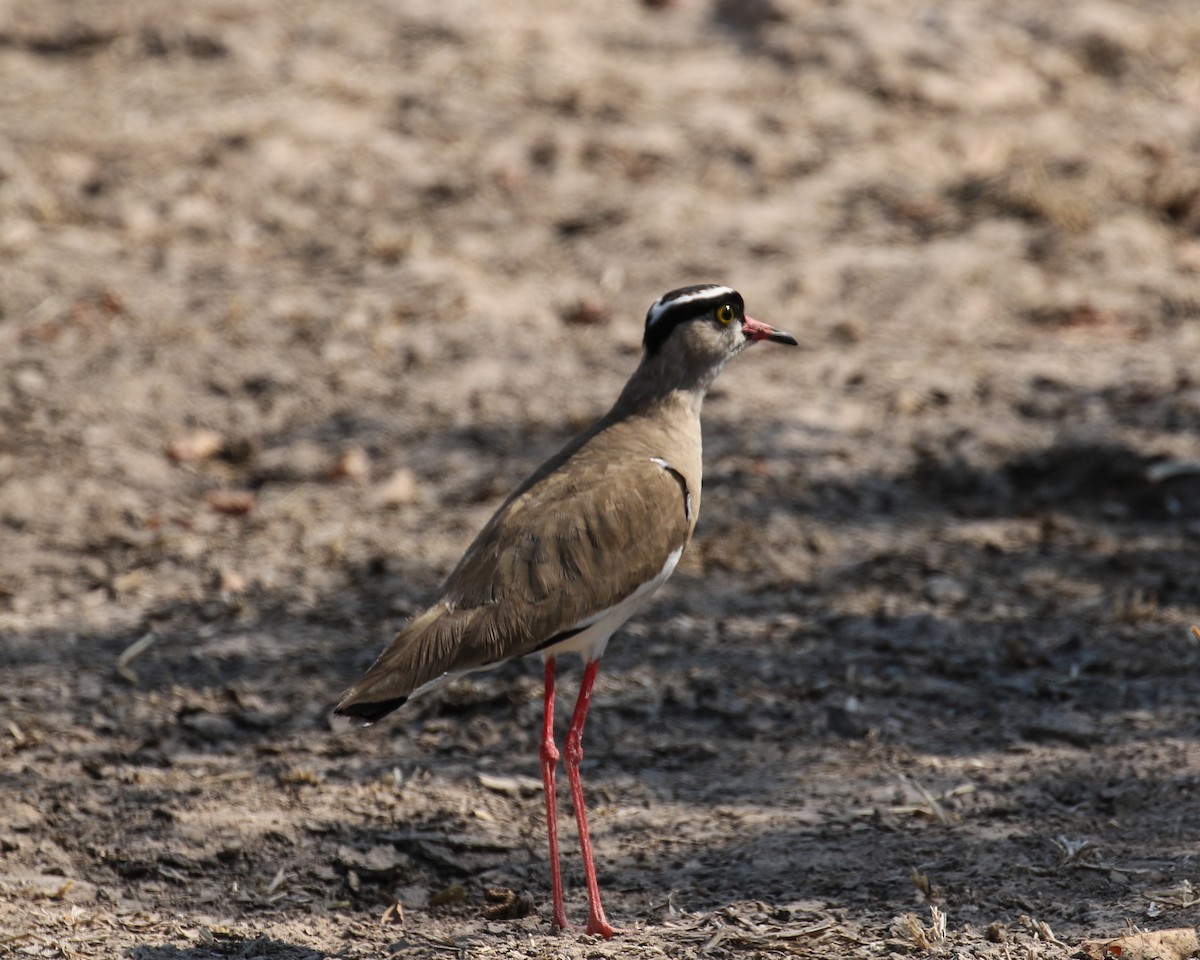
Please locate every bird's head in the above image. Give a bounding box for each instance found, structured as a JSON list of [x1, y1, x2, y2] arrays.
[[642, 285, 797, 373]]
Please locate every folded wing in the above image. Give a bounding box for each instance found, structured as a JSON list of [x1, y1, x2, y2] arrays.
[[334, 455, 691, 722]]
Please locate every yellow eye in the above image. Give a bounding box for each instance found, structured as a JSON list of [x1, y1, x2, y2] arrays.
[[716, 303, 735, 324]]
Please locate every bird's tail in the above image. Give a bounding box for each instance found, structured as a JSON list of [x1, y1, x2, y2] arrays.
[[334, 605, 464, 724]]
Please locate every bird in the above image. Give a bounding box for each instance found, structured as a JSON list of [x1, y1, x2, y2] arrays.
[[335, 284, 797, 938]]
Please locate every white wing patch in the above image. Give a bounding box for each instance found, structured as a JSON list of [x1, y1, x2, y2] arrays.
[[650, 456, 692, 523]]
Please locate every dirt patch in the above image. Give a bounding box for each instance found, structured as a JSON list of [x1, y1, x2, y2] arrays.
[[3, 0, 1200, 957]]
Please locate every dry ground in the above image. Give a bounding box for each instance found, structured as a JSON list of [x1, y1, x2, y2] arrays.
[[3, 0, 1200, 957]]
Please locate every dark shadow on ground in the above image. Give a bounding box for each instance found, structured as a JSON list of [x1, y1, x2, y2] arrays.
[[129, 938, 332, 959], [6, 432, 1200, 949]]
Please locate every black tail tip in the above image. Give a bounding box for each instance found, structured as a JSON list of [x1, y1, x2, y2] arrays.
[[333, 696, 409, 725]]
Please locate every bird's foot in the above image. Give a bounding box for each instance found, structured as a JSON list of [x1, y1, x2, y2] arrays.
[[584, 915, 617, 940], [549, 914, 621, 940]]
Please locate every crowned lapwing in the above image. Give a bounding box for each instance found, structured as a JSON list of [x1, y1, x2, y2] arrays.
[[336, 284, 797, 937]]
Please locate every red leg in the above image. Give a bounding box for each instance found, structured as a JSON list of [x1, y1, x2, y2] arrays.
[[563, 659, 615, 939], [539, 657, 568, 931]]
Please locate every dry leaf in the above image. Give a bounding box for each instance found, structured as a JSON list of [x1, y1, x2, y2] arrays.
[[380, 893, 404, 925], [560, 297, 611, 326], [1080, 928, 1200, 960], [167, 429, 224, 463], [205, 489, 255, 515], [477, 772, 543, 796]]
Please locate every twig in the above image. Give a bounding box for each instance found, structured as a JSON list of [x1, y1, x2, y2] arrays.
[[1146, 460, 1200, 483], [116, 633, 158, 682], [905, 776, 953, 827]]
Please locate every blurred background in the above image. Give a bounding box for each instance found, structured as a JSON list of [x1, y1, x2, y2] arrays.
[[2, 0, 1200, 956]]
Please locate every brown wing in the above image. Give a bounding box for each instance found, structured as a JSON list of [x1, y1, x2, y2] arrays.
[[334, 455, 691, 722]]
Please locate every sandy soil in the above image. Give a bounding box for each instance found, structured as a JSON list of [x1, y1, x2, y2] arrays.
[[3, 0, 1200, 957]]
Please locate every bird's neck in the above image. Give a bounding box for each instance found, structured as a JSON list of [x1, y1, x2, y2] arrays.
[[609, 348, 722, 421]]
